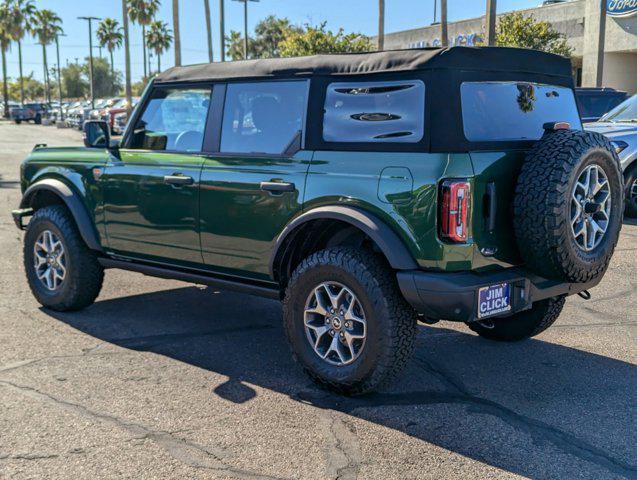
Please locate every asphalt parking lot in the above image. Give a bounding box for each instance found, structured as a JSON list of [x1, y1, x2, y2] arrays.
[[0, 122, 635, 479]]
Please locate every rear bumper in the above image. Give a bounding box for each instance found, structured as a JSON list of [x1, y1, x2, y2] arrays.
[[397, 267, 601, 323]]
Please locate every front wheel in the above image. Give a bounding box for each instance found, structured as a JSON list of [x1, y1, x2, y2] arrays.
[[625, 164, 637, 218], [283, 247, 418, 395], [24, 205, 104, 311], [466, 296, 565, 342]]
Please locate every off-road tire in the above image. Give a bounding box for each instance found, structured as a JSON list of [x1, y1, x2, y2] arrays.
[[24, 205, 104, 311], [34, 114, 42, 125], [514, 130, 624, 283], [467, 296, 565, 341], [14, 119, 21, 124], [625, 163, 637, 218], [283, 247, 418, 395]]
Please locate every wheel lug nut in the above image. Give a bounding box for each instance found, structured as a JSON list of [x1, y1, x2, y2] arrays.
[[339, 332, 344, 337], [329, 330, 335, 336], [325, 318, 330, 324], [345, 321, 352, 329]]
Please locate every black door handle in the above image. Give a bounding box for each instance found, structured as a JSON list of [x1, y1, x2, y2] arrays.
[[164, 174, 194, 186], [260, 181, 295, 193]]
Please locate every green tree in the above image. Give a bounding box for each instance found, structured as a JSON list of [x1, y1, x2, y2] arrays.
[[8, 72, 43, 100], [128, 0, 160, 78], [61, 63, 87, 98], [496, 12, 573, 57], [0, 2, 12, 117], [81, 57, 122, 98], [146, 20, 172, 72], [31, 9, 62, 103], [226, 15, 302, 60], [279, 22, 373, 57], [6, 0, 36, 105], [96, 18, 123, 75]]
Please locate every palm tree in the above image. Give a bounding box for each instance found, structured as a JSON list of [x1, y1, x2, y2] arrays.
[[203, 0, 213, 62], [146, 20, 172, 72], [6, 0, 36, 106], [128, 0, 160, 79], [0, 3, 11, 117], [172, 0, 181, 66], [31, 9, 62, 104], [97, 18, 123, 75]]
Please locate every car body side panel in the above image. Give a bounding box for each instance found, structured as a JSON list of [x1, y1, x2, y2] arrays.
[[304, 151, 479, 272], [20, 147, 111, 245]]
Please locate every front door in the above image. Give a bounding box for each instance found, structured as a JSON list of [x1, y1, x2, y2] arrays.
[[102, 85, 214, 266], [199, 80, 311, 281]]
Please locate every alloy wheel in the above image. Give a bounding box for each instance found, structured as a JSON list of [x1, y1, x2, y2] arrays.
[[570, 164, 611, 252], [304, 282, 367, 366], [33, 230, 66, 291]]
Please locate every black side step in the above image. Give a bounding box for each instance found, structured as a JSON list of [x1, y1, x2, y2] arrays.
[[98, 258, 281, 300]]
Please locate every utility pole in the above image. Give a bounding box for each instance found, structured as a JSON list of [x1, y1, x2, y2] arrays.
[[441, 0, 448, 47], [122, 0, 133, 116], [78, 16, 101, 109], [55, 33, 67, 122], [378, 0, 385, 51], [220, 0, 225, 61], [485, 0, 497, 46], [232, 0, 259, 60]]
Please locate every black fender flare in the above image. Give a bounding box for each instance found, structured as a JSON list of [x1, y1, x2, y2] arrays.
[[270, 205, 418, 280], [20, 178, 103, 252]]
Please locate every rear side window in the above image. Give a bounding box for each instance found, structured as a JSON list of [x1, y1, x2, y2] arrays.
[[129, 87, 212, 152], [323, 80, 425, 143], [461, 82, 582, 142], [220, 81, 308, 155]]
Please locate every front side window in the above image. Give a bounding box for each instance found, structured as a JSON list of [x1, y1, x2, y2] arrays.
[[129, 87, 212, 152], [220, 81, 308, 155], [600, 94, 637, 123], [323, 80, 425, 143], [461, 82, 582, 142]]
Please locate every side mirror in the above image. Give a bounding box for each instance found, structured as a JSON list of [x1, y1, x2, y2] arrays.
[[83, 120, 110, 148]]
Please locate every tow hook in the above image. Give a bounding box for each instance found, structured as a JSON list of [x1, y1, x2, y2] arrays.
[[577, 290, 591, 300]]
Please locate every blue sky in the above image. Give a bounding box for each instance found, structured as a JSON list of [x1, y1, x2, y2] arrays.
[[3, 0, 539, 83]]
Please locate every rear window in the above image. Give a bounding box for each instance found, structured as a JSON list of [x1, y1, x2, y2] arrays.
[[461, 82, 582, 142], [323, 80, 425, 143]]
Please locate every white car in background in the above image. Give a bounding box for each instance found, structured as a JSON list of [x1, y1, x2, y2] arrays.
[[586, 94, 637, 217]]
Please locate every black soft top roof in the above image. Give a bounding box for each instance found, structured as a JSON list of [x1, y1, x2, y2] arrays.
[[155, 46, 573, 84]]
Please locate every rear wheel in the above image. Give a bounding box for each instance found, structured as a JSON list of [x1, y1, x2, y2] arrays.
[[14, 119, 21, 124], [625, 164, 637, 218], [467, 296, 565, 342], [283, 247, 417, 395], [24, 205, 104, 311]]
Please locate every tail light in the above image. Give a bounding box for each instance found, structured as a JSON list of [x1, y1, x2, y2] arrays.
[[439, 179, 470, 243]]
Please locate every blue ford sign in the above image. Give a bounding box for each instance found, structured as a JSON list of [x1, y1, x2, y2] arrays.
[[607, 0, 637, 17]]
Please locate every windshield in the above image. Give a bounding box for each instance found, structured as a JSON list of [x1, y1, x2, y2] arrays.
[[600, 94, 637, 122]]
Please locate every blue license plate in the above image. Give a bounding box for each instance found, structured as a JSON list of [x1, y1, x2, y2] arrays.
[[477, 283, 511, 319]]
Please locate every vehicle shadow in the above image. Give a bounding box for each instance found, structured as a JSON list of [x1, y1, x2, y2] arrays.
[[44, 286, 637, 479]]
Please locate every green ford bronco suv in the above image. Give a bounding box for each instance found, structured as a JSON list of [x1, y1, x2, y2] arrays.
[[12, 47, 624, 395]]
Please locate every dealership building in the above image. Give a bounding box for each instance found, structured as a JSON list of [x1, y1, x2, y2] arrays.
[[379, 0, 637, 93]]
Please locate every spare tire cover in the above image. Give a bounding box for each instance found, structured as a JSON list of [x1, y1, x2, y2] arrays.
[[513, 129, 624, 283]]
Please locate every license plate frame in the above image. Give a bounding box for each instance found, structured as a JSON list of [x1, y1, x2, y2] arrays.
[[477, 283, 512, 319]]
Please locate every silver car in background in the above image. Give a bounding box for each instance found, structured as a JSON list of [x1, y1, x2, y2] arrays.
[[586, 94, 637, 217]]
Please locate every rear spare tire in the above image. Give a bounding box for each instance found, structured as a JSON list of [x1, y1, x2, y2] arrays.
[[514, 130, 623, 283]]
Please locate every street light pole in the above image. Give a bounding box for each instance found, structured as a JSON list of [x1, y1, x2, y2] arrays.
[[78, 16, 101, 109], [55, 33, 67, 122], [232, 0, 259, 60], [220, 0, 226, 61]]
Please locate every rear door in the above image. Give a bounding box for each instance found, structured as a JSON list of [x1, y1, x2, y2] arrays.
[[102, 84, 214, 266], [199, 80, 311, 281]]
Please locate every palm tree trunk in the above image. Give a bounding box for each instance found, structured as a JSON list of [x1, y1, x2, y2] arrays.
[[18, 41, 25, 105], [157, 53, 161, 72], [173, 0, 181, 66], [378, 0, 385, 51], [219, 0, 225, 62], [110, 49, 114, 75], [485, 0, 497, 46], [42, 44, 51, 104], [142, 25, 147, 78], [122, 0, 133, 116], [1, 45, 9, 118], [204, 0, 213, 62]]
